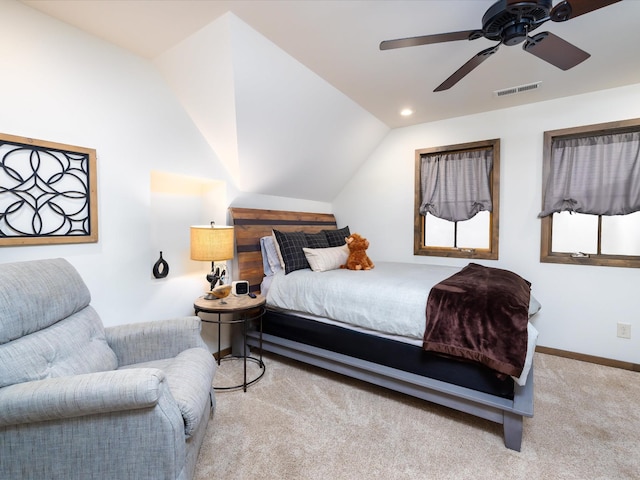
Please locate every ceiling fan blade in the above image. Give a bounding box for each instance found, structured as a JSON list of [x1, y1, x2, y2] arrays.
[[380, 30, 482, 50], [523, 32, 590, 70], [434, 44, 500, 92], [550, 0, 622, 22]]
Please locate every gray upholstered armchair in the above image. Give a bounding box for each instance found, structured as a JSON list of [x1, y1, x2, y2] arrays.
[[0, 258, 216, 480]]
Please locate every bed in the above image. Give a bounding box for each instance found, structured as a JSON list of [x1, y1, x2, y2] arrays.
[[229, 207, 538, 451]]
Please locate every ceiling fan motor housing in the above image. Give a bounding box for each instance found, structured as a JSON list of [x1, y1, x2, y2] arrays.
[[483, 0, 553, 45]]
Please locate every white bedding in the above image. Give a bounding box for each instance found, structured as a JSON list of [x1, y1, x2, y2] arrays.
[[263, 261, 539, 386], [267, 262, 463, 339]]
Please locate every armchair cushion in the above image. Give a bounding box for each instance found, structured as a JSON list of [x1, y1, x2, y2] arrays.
[[0, 306, 117, 388], [121, 348, 215, 438], [106, 316, 207, 366], [0, 368, 166, 427], [0, 258, 91, 344]]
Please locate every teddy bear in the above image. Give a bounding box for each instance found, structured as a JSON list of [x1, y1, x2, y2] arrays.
[[340, 233, 375, 270]]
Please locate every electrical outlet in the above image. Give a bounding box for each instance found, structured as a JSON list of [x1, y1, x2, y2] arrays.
[[617, 322, 631, 339]]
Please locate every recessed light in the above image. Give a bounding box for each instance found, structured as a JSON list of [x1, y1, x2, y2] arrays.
[[400, 108, 414, 117]]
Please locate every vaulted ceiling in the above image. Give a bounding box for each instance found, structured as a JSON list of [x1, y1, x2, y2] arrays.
[[20, 0, 640, 202]]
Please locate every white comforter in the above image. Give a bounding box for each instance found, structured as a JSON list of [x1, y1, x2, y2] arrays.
[[267, 262, 462, 340], [265, 261, 539, 386]]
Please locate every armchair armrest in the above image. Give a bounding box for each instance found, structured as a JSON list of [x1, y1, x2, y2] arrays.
[[105, 316, 207, 366], [0, 368, 166, 427]]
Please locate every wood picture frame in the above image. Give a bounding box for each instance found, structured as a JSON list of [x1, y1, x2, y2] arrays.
[[0, 133, 98, 246]]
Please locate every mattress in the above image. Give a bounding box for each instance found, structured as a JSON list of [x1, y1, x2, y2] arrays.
[[260, 308, 518, 398], [262, 261, 539, 385]]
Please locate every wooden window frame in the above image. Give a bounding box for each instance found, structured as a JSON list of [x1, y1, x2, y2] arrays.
[[414, 139, 500, 260], [540, 118, 640, 268]]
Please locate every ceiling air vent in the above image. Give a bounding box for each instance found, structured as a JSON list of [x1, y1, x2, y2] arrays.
[[494, 81, 541, 97]]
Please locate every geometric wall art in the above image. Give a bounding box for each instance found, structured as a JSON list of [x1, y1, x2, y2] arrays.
[[0, 133, 98, 246]]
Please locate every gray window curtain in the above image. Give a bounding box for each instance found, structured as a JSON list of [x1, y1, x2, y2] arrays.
[[539, 132, 640, 217], [419, 149, 493, 222]]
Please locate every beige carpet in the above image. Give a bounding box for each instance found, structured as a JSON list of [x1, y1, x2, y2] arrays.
[[194, 352, 639, 479]]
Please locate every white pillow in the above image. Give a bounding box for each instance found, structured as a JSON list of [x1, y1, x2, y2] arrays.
[[303, 244, 349, 272], [260, 236, 282, 276], [271, 231, 286, 269]]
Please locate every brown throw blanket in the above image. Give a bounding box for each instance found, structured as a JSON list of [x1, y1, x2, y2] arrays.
[[423, 263, 531, 378]]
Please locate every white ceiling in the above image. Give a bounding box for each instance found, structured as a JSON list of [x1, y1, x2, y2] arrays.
[[20, 0, 640, 129]]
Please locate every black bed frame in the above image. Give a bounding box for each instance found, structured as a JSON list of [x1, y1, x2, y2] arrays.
[[230, 207, 534, 451]]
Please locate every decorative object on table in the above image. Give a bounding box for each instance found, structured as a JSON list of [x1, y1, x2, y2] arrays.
[[340, 233, 375, 270], [232, 280, 249, 296], [210, 284, 232, 300], [0, 133, 98, 246], [152, 251, 170, 278], [190, 222, 234, 300]]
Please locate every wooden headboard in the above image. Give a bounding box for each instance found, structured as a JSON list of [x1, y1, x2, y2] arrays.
[[229, 208, 337, 293]]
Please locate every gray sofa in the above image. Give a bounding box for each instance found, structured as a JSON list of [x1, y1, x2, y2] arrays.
[[0, 258, 216, 480]]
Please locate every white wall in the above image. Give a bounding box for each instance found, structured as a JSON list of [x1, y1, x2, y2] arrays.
[[155, 12, 389, 203], [0, 1, 322, 332], [334, 84, 640, 364], [0, 1, 228, 326]]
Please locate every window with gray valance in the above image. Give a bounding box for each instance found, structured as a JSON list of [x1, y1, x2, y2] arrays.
[[419, 148, 493, 222], [539, 131, 640, 217]]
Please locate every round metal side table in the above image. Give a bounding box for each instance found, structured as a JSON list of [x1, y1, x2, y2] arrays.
[[194, 294, 266, 392]]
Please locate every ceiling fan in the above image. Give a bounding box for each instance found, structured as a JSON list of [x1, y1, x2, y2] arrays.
[[380, 0, 622, 92]]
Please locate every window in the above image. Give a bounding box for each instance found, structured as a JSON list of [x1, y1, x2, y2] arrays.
[[540, 118, 640, 268], [414, 139, 500, 260]]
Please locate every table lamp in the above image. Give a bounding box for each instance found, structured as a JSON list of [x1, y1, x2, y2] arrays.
[[190, 222, 234, 300]]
